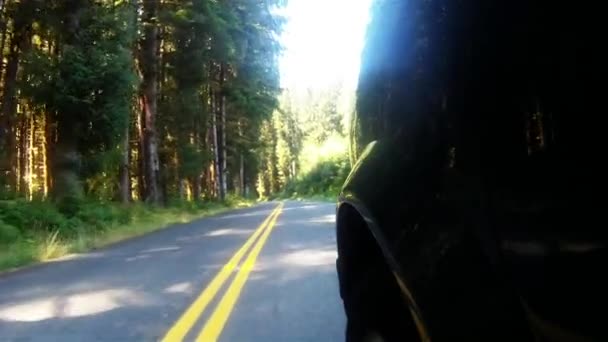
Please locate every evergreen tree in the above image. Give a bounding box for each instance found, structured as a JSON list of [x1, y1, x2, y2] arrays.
[[0, 0, 290, 203]]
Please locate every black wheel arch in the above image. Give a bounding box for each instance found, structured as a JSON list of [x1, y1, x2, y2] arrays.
[[336, 196, 430, 341], [336, 191, 533, 341]]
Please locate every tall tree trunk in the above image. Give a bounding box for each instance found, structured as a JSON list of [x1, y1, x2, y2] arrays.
[[220, 95, 227, 197], [1, 47, 19, 191], [240, 153, 245, 197], [192, 175, 201, 201], [140, 0, 161, 204], [44, 34, 61, 197], [218, 63, 227, 200], [0, 1, 8, 82], [211, 89, 221, 198], [119, 117, 131, 203], [204, 89, 215, 199], [178, 178, 186, 200], [39, 110, 48, 197], [193, 111, 202, 201], [26, 110, 35, 198], [44, 109, 54, 196], [136, 97, 145, 200], [18, 110, 27, 194], [237, 118, 245, 197], [1, 8, 31, 193]]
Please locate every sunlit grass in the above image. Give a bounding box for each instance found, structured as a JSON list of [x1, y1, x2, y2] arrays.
[[38, 230, 68, 261], [0, 199, 254, 272]]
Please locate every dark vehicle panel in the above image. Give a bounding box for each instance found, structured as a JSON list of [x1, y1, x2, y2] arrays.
[[338, 139, 534, 341], [338, 138, 606, 341], [336, 0, 605, 340]]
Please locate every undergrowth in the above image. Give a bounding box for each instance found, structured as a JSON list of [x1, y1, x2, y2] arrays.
[[0, 196, 253, 271]]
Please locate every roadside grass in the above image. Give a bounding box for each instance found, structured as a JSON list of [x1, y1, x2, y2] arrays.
[[300, 193, 338, 202], [0, 198, 254, 272], [278, 192, 338, 203]]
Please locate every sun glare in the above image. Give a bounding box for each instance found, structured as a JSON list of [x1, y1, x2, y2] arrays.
[[280, 0, 373, 90]]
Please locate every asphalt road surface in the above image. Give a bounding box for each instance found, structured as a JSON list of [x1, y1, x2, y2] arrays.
[[0, 201, 345, 341]]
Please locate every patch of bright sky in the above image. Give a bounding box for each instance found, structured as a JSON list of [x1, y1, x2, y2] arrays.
[[278, 0, 373, 90]]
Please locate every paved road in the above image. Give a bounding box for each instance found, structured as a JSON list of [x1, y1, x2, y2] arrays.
[[0, 201, 344, 341]]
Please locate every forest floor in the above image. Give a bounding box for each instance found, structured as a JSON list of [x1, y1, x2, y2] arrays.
[[0, 199, 254, 273]]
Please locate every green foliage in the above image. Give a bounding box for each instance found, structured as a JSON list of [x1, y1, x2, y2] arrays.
[[179, 144, 211, 179], [0, 220, 21, 244], [0, 198, 253, 271], [82, 148, 125, 201], [0, 199, 67, 234], [51, 4, 137, 153], [282, 155, 351, 198], [4, 0, 285, 202], [0, 199, 133, 239], [75, 202, 132, 230], [16, 1, 138, 201], [256, 82, 353, 199], [56, 195, 83, 218], [256, 118, 280, 198]]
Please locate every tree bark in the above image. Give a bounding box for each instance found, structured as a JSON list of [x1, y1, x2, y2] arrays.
[[0, 0, 8, 79], [179, 178, 186, 200], [204, 88, 215, 199], [218, 63, 227, 200], [1, 2, 32, 193], [136, 97, 145, 200], [119, 116, 131, 203], [237, 118, 245, 197], [211, 88, 221, 199], [192, 175, 201, 201], [18, 111, 28, 194], [140, 0, 161, 204], [220, 95, 227, 197], [1, 41, 22, 190], [239, 153, 245, 197], [43, 109, 52, 196]]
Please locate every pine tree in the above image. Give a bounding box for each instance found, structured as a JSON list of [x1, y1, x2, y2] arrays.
[[0, 0, 285, 203], [139, 0, 161, 204]]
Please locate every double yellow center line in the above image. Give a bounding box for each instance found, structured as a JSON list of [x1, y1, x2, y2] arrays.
[[162, 203, 283, 342]]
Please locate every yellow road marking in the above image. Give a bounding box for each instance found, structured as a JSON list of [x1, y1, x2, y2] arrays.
[[161, 204, 282, 342], [195, 203, 284, 342]]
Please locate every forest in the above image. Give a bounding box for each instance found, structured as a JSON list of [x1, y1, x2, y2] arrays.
[[0, 0, 350, 269]]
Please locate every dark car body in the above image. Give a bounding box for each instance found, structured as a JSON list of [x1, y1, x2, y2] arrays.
[[335, 1, 605, 341], [337, 139, 606, 341]]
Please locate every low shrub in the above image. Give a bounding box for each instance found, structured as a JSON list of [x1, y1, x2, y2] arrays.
[[0, 196, 252, 271], [0, 220, 21, 244], [0, 199, 135, 238], [283, 155, 351, 198], [75, 202, 132, 230], [0, 199, 68, 234]]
